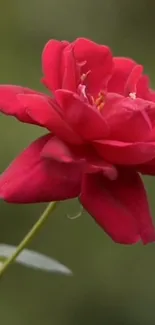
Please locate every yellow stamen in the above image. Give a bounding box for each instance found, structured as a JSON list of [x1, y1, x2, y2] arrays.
[[98, 102, 104, 111], [94, 92, 105, 111]]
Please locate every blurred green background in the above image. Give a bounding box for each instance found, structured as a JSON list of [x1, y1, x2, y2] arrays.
[[1, 0, 155, 324]]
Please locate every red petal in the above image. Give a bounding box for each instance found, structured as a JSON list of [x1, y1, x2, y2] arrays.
[[80, 173, 139, 244], [42, 39, 69, 91], [94, 140, 155, 165], [18, 93, 83, 145], [42, 136, 118, 180], [73, 38, 113, 96], [148, 89, 155, 103], [0, 85, 42, 124], [108, 57, 136, 94], [124, 65, 143, 95], [55, 90, 109, 140], [42, 136, 86, 163], [80, 171, 155, 244], [137, 75, 155, 103], [137, 158, 155, 175], [86, 159, 118, 180], [62, 45, 80, 92], [0, 134, 82, 203], [108, 57, 155, 103], [103, 94, 152, 142], [137, 75, 150, 99]]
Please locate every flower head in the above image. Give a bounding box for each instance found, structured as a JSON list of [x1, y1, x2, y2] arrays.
[[0, 38, 155, 245]]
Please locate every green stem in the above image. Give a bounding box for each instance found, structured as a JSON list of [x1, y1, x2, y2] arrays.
[[0, 201, 57, 278]]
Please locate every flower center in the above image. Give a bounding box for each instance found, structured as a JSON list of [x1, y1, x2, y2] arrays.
[[79, 71, 105, 111]]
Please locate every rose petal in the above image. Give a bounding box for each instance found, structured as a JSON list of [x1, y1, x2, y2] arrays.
[[42, 136, 86, 163], [137, 158, 155, 175], [94, 140, 155, 165], [108, 57, 136, 94], [55, 90, 109, 140], [80, 173, 139, 244], [85, 158, 118, 180], [42, 136, 118, 180], [62, 45, 80, 92], [42, 39, 69, 91], [0, 134, 82, 203], [0, 85, 42, 124], [80, 171, 155, 244], [124, 65, 143, 96], [73, 38, 113, 96], [18, 93, 83, 145], [137, 75, 155, 103], [103, 94, 152, 142]]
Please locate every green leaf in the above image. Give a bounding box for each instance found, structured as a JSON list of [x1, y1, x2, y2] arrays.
[[0, 244, 72, 275]]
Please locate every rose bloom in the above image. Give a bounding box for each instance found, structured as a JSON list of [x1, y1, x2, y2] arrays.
[[0, 38, 155, 245]]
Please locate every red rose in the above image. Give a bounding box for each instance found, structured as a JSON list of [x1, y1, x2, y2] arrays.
[[0, 38, 155, 245]]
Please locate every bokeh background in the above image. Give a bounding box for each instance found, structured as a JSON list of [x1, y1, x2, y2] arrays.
[[0, 0, 155, 324]]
